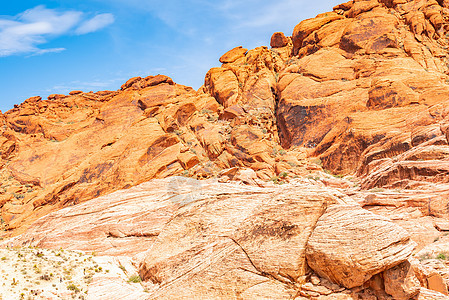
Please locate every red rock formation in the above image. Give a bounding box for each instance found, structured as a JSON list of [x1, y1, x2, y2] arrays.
[[201, 0, 449, 192], [0, 67, 314, 233], [4, 0, 449, 298], [0, 0, 448, 237], [270, 32, 290, 48]]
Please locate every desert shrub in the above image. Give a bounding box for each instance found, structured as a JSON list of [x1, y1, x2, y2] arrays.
[[67, 283, 80, 293], [128, 275, 142, 283]]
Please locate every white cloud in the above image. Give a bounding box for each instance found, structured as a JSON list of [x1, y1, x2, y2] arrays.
[[30, 48, 66, 57], [75, 13, 115, 35], [19, 5, 82, 35], [0, 6, 114, 57]]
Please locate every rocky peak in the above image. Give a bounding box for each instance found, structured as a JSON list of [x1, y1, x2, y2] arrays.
[[2, 0, 449, 233]]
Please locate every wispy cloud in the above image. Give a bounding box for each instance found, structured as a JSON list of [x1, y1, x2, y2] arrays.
[[216, 0, 341, 30], [47, 78, 124, 93], [0, 6, 115, 57], [75, 13, 115, 35], [29, 47, 66, 57], [43, 69, 164, 94]]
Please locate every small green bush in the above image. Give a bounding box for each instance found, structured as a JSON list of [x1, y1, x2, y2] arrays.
[[437, 253, 447, 260], [13, 193, 25, 200], [128, 275, 142, 283], [67, 283, 80, 293]]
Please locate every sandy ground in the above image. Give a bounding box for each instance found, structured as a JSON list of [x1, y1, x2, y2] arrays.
[[0, 247, 148, 300]]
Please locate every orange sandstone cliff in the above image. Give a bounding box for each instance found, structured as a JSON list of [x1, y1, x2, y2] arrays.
[[3, 0, 449, 298]]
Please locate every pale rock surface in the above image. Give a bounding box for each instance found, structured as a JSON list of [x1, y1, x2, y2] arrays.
[[418, 288, 449, 300], [306, 204, 416, 288], [2, 177, 424, 299], [139, 179, 346, 298]]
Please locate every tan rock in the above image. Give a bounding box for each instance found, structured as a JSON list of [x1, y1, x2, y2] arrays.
[[24, 96, 42, 103], [306, 204, 416, 288], [232, 168, 259, 185], [204, 67, 239, 107], [428, 273, 449, 296], [219, 104, 245, 120], [334, 1, 353, 11], [383, 260, 421, 299], [177, 151, 199, 169], [219, 46, 247, 63], [435, 219, 449, 232], [310, 274, 321, 285], [346, 0, 380, 18], [340, 10, 398, 53], [292, 12, 344, 54], [120, 76, 141, 90], [69, 90, 83, 95], [301, 282, 332, 295], [6, 179, 184, 256], [139, 181, 342, 291], [47, 94, 66, 100]]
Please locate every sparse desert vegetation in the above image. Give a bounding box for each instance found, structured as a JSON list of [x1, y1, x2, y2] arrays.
[[0, 246, 139, 299]]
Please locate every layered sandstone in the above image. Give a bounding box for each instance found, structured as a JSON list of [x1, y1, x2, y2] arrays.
[[3, 0, 449, 298], [4, 0, 449, 233], [4, 176, 433, 299]]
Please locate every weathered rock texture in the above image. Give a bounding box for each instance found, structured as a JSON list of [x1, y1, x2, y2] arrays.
[[0, 72, 308, 233], [5, 0, 449, 235], [4, 177, 429, 299], [4, 0, 449, 298], [276, 0, 449, 190], [306, 204, 416, 288]]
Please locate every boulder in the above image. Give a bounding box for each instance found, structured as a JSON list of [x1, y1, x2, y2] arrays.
[[219, 46, 247, 63], [292, 12, 343, 54], [270, 32, 289, 48], [306, 204, 416, 288], [69, 90, 83, 95], [383, 260, 421, 299]]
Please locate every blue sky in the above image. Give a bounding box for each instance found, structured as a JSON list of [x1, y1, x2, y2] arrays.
[[0, 0, 340, 112]]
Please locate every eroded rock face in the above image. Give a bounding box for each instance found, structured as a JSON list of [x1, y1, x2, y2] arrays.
[[4, 177, 427, 299], [384, 260, 421, 299], [139, 185, 337, 294], [4, 0, 449, 298], [0, 71, 308, 234], [6, 0, 449, 234], [199, 0, 449, 192]]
